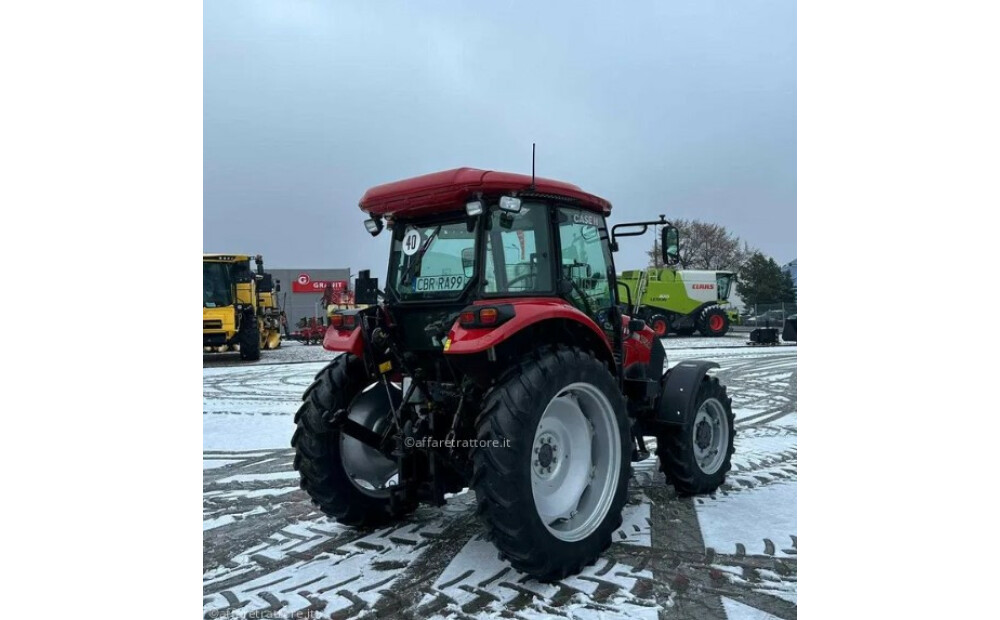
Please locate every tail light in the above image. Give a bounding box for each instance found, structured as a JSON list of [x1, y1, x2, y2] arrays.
[[330, 313, 358, 330], [458, 304, 515, 328], [479, 308, 499, 325]]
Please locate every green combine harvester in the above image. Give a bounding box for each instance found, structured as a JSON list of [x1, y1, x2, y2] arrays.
[[618, 268, 737, 337]]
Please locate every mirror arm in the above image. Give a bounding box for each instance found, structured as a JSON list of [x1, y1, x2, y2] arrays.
[[610, 215, 669, 251]]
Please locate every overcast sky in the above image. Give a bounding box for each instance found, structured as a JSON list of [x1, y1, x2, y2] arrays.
[[205, 0, 796, 275]]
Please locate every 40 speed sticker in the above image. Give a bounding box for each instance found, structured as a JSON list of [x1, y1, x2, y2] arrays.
[[413, 275, 467, 292]]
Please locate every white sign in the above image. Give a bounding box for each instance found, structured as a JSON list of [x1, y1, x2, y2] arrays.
[[413, 275, 467, 292], [402, 228, 421, 256]]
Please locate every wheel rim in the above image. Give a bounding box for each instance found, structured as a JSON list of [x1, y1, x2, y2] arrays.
[[339, 383, 399, 497], [692, 398, 729, 474], [530, 382, 621, 542], [653, 319, 667, 336], [709, 315, 725, 332]]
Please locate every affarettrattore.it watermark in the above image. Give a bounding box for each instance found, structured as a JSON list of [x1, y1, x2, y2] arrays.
[[403, 437, 512, 449]]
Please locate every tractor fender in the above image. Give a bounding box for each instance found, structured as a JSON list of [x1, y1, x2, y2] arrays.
[[445, 297, 612, 360], [656, 360, 720, 426], [323, 325, 363, 356]]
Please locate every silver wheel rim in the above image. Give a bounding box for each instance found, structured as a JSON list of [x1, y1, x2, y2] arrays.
[[339, 383, 399, 498], [530, 382, 622, 542], [692, 398, 729, 474]]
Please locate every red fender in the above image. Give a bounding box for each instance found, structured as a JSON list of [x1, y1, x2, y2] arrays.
[[445, 297, 613, 358], [323, 325, 363, 356]]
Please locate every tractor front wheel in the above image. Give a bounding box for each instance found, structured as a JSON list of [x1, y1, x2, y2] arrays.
[[472, 346, 630, 581], [292, 354, 415, 527], [657, 375, 734, 495]]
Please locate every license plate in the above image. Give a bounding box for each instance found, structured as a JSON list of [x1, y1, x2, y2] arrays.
[[413, 275, 467, 292]]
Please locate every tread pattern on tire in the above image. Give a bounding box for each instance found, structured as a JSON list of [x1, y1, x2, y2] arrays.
[[470, 344, 631, 582], [657, 375, 735, 495], [239, 315, 262, 360], [291, 354, 415, 527], [697, 305, 730, 337]]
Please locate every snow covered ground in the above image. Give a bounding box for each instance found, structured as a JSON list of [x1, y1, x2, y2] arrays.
[[204, 337, 796, 619]]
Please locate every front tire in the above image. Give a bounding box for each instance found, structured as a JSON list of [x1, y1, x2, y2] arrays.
[[698, 306, 730, 337], [657, 375, 734, 495], [291, 354, 415, 527], [239, 316, 261, 360], [649, 314, 669, 337], [472, 346, 631, 581]]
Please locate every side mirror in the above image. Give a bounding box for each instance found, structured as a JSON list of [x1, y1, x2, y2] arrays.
[[275, 279, 281, 293], [461, 247, 475, 278], [661, 225, 680, 265]]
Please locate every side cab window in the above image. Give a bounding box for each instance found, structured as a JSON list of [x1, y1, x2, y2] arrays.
[[556, 207, 613, 318], [483, 202, 553, 294]]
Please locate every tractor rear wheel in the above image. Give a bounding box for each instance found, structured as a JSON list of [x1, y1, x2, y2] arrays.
[[698, 306, 730, 337], [649, 314, 669, 337], [472, 345, 630, 581], [657, 375, 734, 495], [291, 354, 415, 527], [239, 316, 261, 360]]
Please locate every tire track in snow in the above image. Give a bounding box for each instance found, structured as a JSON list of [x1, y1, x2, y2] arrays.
[[204, 343, 796, 618]]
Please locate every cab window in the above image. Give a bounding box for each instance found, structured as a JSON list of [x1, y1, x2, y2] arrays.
[[556, 207, 612, 317], [483, 203, 553, 294]]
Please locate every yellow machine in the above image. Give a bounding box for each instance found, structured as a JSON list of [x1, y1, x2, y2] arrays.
[[203, 254, 282, 360]]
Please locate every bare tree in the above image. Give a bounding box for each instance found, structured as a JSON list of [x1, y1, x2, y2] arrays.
[[647, 219, 751, 271]]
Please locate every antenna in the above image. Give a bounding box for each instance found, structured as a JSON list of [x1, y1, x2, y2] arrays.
[[531, 143, 536, 189]]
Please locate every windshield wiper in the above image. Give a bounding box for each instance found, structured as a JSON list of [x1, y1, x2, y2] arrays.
[[399, 225, 442, 288]]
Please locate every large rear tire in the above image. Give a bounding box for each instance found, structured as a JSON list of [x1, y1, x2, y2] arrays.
[[291, 354, 416, 527], [472, 345, 631, 581], [657, 375, 734, 495], [697, 306, 730, 337]]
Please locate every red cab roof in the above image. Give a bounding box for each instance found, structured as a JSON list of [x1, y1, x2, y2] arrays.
[[359, 167, 612, 218]]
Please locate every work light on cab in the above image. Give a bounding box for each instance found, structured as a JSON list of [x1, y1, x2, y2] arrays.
[[465, 200, 484, 216], [364, 217, 383, 236], [498, 196, 522, 212]]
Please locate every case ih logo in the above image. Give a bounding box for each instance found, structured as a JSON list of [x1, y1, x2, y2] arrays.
[[292, 274, 348, 293], [692, 284, 715, 290]]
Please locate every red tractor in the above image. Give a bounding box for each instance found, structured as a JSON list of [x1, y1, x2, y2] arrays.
[[292, 168, 734, 580]]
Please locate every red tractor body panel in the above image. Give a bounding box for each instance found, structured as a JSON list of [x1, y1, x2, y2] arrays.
[[446, 298, 613, 358], [323, 325, 364, 356], [359, 168, 612, 218], [623, 323, 656, 366]]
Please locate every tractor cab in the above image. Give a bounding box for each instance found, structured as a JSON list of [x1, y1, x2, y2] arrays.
[[329, 168, 674, 375], [378, 195, 618, 352]]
